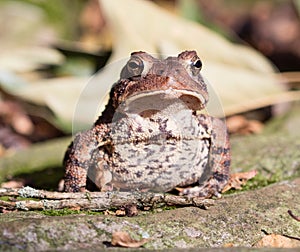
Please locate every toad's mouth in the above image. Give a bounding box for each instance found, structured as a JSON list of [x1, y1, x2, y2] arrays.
[[120, 88, 206, 115]]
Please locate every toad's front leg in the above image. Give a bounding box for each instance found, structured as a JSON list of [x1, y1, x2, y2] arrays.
[[63, 124, 111, 192], [181, 115, 231, 198]]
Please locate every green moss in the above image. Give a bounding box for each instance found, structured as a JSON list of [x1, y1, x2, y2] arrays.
[[149, 205, 177, 214], [160, 205, 177, 211], [0, 196, 39, 202], [224, 173, 282, 196], [0, 196, 10, 201], [228, 168, 300, 195], [241, 174, 280, 190], [41, 209, 104, 216], [42, 209, 80, 216]]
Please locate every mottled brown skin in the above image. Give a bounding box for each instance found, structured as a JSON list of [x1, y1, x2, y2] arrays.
[[63, 51, 231, 198]]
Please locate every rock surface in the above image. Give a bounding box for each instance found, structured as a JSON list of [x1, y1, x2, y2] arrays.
[[0, 178, 299, 250], [1, 104, 300, 251]]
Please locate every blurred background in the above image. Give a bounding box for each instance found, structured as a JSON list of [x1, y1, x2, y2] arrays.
[[0, 0, 299, 190]]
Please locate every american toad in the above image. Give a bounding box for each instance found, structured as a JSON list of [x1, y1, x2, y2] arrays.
[[63, 51, 230, 198]]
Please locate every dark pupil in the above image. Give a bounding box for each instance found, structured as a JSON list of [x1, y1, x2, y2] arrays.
[[193, 59, 202, 68], [128, 61, 140, 69]]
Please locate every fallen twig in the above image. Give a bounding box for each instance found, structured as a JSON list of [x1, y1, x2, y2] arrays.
[[288, 210, 300, 222], [0, 186, 214, 211]]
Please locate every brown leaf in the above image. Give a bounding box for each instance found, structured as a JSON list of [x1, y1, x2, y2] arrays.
[[0, 206, 15, 214], [280, 72, 300, 90], [254, 234, 300, 248], [115, 209, 126, 216], [0, 127, 30, 150], [104, 210, 116, 216], [114, 205, 138, 217], [0, 100, 34, 135], [125, 204, 138, 217], [1, 180, 25, 189], [69, 206, 81, 211], [99, 0, 288, 118], [226, 115, 263, 135], [11, 113, 34, 136], [223, 243, 235, 247], [222, 170, 257, 193], [0, 144, 6, 157], [111, 231, 149, 248]]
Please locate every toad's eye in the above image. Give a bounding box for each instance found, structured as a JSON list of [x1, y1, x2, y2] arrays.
[[193, 59, 202, 69], [126, 57, 144, 77], [191, 59, 202, 75]]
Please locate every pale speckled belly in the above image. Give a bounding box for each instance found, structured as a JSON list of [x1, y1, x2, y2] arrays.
[[107, 110, 211, 192]]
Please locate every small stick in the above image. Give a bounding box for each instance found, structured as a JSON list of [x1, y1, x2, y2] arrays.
[[0, 186, 213, 211], [288, 210, 300, 222]]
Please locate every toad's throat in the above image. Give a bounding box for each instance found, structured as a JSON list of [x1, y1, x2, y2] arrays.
[[121, 89, 206, 114]]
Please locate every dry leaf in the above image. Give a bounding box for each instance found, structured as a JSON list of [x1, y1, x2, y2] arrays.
[[254, 234, 300, 248], [0, 2, 62, 72], [11, 114, 34, 136], [280, 72, 300, 89], [2, 0, 296, 137], [1, 180, 25, 189], [11, 76, 90, 132], [0, 144, 6, 157], [69, 206, 81, 211], [114, 205, 138, 217], [0, 47, 64, 73], [222, 170, 257, 193], [226, 115, 264, 135], [2, 0, 295, 135], [124, 204, 138, 217], [111, 231, 149, 248], [0, 2, 58, 49], [115, 209, 126, 216], [0, 100, 34, 135], [0, 127, 30, 150], [99, 0, 291, 117], [223, 243, 235, 247], [99, 0, 274, 72], [104, 210, 116, 216]]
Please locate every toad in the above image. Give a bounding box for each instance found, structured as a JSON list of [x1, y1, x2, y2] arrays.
[[63, 51, 230, 198]]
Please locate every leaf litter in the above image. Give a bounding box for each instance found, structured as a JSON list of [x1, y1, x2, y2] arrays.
[[111, 231, 149, 248]]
